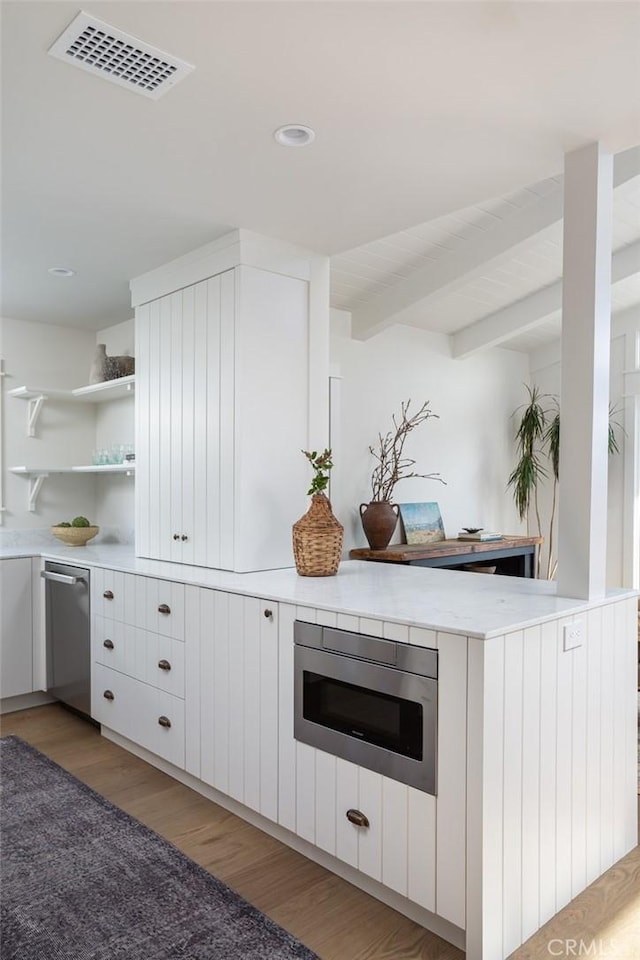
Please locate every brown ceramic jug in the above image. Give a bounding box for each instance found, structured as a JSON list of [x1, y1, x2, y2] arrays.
[[359, 501, 399, 551]]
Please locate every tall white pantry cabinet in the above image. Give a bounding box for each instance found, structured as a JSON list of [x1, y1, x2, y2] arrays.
[[131, 230, 329, 572]]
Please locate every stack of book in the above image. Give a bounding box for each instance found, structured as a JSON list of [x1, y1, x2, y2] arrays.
[[457, 530, 502, 541]]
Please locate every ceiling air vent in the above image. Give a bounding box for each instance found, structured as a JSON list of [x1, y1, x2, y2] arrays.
[[47, 11, 194, 100]]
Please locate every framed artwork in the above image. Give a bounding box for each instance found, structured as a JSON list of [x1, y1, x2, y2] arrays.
[[398, 502, 445, 544]]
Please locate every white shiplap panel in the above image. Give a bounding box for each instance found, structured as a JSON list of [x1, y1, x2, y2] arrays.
[[277, 603, 298, 832], [180, 284, 195, 565], [123, 574, 136, 628], [227, 592, 245, 802], [436, 632, 466, 929], [212, 590, 230, 794], [570, 622, 588, 899], [313, 610, 337, 851], [219, 270, 235, 568], [407, 787, 436, 912], [183, 585, 200, 777], [295, 743, 317, 844], [242, 596, 261, 813], [599, 602, 615, 873], [357, 768, 382, 881], [158, 295, 172, 560], [623, 599, 639, 855], [198, 587, 216, 786], [585, 606, 603, 885], [521, 624, 542, 943], [134, 303, 150, 557], [336, 757, 359, 868], [612, 600, 629, 863], [555, 618, 574, 911], [381, 777, 408, 896], [206, 277, 223, 569], [169, 290, 183, 562], [502, 631, 524, 957], [148, 297, 162, 560], [314, 749, 337, 856], [193, 281, 210, 568], [259, 600, 279, 823]]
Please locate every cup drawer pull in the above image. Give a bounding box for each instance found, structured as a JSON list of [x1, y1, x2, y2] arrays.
[[158, 604, 171, 615], [157, 659, 171, 671], [158, 716, 171, 729], [103, 690, 115, 701], [103, 639, 114, 650], [346, 809, 369, 828], [103, 590, 114, 600]]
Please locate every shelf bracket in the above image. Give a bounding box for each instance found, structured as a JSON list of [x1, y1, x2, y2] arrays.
[[27, 395, 46, 437], [28, 474, 48, 512]]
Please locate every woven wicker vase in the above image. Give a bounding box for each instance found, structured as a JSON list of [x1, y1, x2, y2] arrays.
[[292, 494, 344, 577]]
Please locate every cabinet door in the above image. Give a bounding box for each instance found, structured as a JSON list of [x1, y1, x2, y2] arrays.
[[198, 590, 279, 823], [0, 558, 34, 698], [136, 274, 232, 566]]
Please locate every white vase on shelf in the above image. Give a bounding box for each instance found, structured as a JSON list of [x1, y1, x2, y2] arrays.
[[89, 343, 107, 384]]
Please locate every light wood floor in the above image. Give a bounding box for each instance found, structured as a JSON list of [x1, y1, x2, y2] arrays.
[[1, 704, 639, 960]]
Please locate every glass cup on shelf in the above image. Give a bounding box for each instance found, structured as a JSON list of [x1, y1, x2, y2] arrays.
[[92, 448, 109, 465], [110, 443, 125, 464]]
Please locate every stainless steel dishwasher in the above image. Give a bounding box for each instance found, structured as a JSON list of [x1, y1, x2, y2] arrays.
[[42, 561, 91, 718]]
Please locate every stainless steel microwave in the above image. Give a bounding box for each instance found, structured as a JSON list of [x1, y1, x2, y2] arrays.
[[293, 620, 438, 795]]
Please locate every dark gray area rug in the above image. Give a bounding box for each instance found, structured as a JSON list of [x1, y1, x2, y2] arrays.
[[0, 736, 319, 960]]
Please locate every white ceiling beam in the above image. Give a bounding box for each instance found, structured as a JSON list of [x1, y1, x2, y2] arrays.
[[350, 147, 640, 342], [452, 238, 640, 359]]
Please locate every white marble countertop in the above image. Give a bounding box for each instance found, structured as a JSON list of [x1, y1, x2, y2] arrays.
[[1, 541, 635, 639]]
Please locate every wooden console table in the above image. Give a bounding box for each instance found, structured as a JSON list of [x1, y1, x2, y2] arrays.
[[349, 535, 542, 578]]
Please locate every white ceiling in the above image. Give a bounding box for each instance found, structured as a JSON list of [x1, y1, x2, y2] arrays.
[[2, 1, 640, 334]]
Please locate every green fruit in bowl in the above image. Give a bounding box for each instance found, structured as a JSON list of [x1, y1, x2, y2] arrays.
[[71, 516, 91, 527], [56, 521, 72, 528]]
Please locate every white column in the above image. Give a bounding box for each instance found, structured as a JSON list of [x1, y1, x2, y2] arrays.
[[557, 143, 613, 600], [622, 328, 640, 588]]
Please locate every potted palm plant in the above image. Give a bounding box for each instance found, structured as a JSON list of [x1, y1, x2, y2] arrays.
[[292, 449, 344, 576], [361, 400, 445, 550]]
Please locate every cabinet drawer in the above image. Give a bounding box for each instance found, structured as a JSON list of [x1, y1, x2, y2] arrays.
[[93, 570, 185, 640], [94, 617, 185, 698], [92, 663, 185, 769]]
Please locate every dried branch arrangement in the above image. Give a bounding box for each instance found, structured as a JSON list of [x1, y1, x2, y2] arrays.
[[369, 400, 445, 502]]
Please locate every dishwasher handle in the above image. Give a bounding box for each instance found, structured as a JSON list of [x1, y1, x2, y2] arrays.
[[41, 570, 86, 586]]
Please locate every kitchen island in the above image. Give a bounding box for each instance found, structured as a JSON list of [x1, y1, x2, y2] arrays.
[[1, 543, 637, 960]]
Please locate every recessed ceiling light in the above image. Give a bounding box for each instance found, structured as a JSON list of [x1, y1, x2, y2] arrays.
[[274, 125, 315, 147], [48, 267, 75, 277]]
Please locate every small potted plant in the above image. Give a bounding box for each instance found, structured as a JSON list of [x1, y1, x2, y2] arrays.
[[362, 400, 445, 550], [292, 449, 344, 576]]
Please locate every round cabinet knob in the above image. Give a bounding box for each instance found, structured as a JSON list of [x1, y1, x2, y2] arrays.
[[346, 809, 370, 828], [157, 659, 171, 672], [158, 604, 171, 615], [173, 534, 180, 541], [263, 609, 273, 620], [181, 534, 188, 542], [103, 690, 115, 701], [158, 716, 172, 729], [103, 639, 114, 650], [103, 590, 114, 600]]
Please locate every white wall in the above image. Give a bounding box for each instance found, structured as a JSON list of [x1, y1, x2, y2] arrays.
[[94, 318, 135, 538], [329, 310, 529, 553], [0, 316, 97, 530], [529, 310, 638, 588]]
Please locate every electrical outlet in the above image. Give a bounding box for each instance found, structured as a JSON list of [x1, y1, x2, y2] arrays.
[[563, 620, 584, 651]]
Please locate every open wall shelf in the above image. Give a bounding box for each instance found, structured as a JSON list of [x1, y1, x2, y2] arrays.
[[9, 464, 135, 511], [9, 376, 135, 435]]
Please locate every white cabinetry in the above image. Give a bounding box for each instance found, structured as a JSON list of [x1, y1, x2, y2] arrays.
[[132, 232, 321, 572], [189, 589, 279, 821], [90, 568, 186, 768], [0, 558, 34, 698]]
